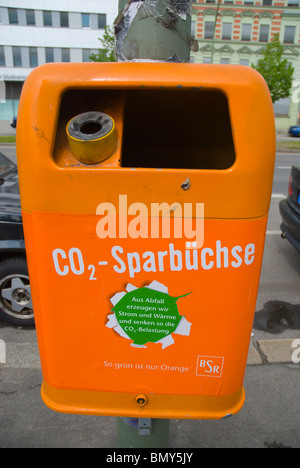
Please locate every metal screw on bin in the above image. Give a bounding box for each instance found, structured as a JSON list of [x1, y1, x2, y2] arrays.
[[181, 177, 191, 191], [136, 394, 148, 407]]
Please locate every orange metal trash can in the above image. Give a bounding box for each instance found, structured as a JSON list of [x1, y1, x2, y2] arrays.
[[16, 63, 275, 419]]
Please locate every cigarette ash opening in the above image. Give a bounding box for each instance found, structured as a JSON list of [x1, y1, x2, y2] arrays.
[[68, 111, 113, 141], [80, 121, 103, 135]]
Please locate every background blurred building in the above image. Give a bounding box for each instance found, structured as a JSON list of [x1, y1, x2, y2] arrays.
[[191, 0, 300, 130], [0, 0, 118, 120], [1, 1, 299, 131]]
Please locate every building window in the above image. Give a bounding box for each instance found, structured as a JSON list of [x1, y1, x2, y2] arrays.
[[8, 8, 18, 25], [45, 48, 54, 63], [203, 57, 212, 63], [206, 0, 216, 3], [13, 47, 22, 67], [26, 9, 35, 26], [222, 23, 232, 40], [240, 59, 249, 66], [284, 26, 296, 43], [221, 58, 230, 64], [83, 49, 91, 62], [82, 13, 90, 28], [60, 12, 69, 28], [43, 11, 52, 27], [191, 21, 196, 38], [259, 24, 269, 42], [262, 0, 272, 5], [244, 0, 253, 4], [0, 46, 5, 67], [287, 0, 299, 6], [205, 22, 215, 39], [273, 97, 290, 116], [98, 14, 106, 29], [29, 47, 38, 68], [62, 49, 70, 62], [241, 24, 252, 41], [5, 81, 23, 101]]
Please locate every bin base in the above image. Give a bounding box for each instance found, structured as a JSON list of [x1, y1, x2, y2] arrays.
[[41, 381, 245, 420]]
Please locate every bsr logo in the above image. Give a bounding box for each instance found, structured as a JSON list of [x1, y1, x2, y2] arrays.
[[196, 356, 224, 377]]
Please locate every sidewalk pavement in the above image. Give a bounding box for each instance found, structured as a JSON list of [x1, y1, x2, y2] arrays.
[[248, 337, 299, 365], [0, 120, 15, 136], [1, 337, 299, 369]]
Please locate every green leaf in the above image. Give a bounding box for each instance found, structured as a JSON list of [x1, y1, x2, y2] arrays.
[[252, 33, 294, 103], [89, 25, 116, 62]]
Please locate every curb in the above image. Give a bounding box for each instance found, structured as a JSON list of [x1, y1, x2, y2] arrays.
[[0, 342, 40, 369], [0, 339, 299, 369], [248, 338, 300, 366], [276, 148, 300, 154]]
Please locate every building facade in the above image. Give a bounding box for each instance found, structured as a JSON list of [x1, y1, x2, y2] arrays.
[[0, 0, 118, 120], [191, 0, 300, 130]]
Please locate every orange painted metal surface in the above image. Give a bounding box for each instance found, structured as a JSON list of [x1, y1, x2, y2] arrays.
[[16, 63, 275, 419]]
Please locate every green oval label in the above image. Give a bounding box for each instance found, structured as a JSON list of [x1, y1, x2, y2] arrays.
[[112, 287, 190, 346]]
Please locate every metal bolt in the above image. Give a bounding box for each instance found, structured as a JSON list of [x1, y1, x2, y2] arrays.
[[181, 177, 191, 191], [136, 394, 148, 406]]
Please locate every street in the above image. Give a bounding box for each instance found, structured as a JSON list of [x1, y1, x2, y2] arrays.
[[258, 152, 300, 312], [0, 146, 299, 448]]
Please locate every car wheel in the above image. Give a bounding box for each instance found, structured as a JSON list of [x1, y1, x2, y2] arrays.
[[0, 257, 34, 327]]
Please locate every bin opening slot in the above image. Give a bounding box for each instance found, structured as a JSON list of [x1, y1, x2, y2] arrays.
[[54, 88, 235, 170], [121, 89, 235, 170]]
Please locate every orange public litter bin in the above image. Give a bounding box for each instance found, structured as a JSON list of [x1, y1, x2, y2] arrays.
[[16, 63, 275, 419]]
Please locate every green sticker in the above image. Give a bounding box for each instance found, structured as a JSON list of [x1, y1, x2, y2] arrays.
[[112, 287, 191, 346]]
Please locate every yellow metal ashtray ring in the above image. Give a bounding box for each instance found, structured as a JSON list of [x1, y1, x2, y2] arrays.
[[66, 111, 117, 165]]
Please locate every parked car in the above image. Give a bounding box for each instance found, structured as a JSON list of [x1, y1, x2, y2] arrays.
[[0, 152, 33, 327], [279, 165, 300, 253], [288, 125, 300, 138], [9, 117, 17, 129]]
